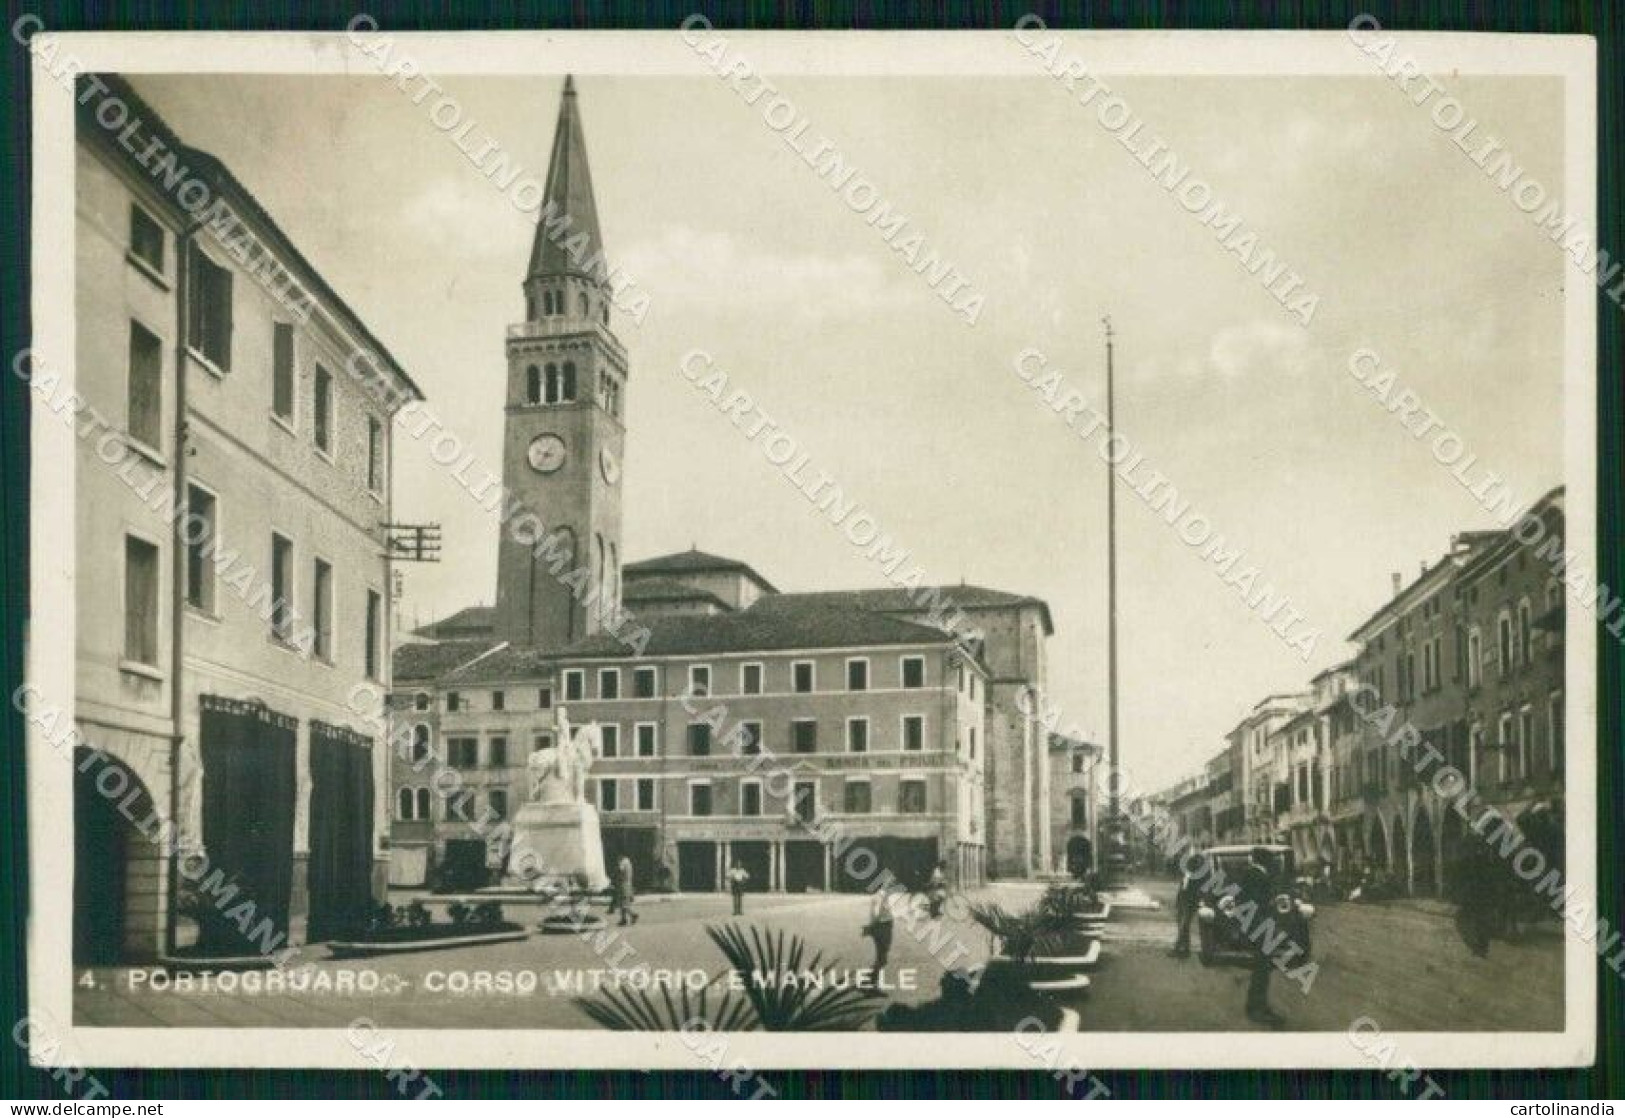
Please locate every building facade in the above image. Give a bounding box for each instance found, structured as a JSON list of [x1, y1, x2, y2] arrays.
[[1047, 734, 1101, 876], [73, 75, 419, 962], [388, 78, 1059, 889]]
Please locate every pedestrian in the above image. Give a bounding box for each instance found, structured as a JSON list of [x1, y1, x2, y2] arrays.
[[1239, 846, 1284, 1027], [864, 884, 898, 970], [614, 855, 638, 926], [927, 861, 948, 919], [1169, 867, 1198, 958], [726, 861, 751, 916]]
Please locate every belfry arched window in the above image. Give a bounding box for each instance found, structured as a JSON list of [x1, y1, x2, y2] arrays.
[[545, 363, 561, 404], [526, 365, 541, 405], [562, 362, 577, 402]]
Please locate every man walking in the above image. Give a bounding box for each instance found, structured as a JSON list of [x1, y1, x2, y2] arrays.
[[1239, 846, 1283, 1027], [614, 855, 638, 926], [864, 884, 898, 970], [726, 861, 751, 916]]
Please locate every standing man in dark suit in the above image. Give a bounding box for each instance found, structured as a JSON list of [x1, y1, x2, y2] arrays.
[[1170, 867, 1199, 958], [1240, 847, 1284, 1027]]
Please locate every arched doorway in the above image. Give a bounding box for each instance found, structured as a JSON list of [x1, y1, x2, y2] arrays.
[[74, 748, 160, 965], [1411, 809, 1438, 895], [1366, 814, 1389, 869], [1066, 835, 1093, 878]]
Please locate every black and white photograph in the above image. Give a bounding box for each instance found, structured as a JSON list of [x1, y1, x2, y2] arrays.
[[13, 20, 1606, 1081]]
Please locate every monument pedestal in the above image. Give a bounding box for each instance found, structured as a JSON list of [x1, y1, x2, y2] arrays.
[[504, 800, 609, 891]]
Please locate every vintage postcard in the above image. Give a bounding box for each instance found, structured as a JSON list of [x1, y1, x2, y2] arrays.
[[20, 24, 1599, 1076]]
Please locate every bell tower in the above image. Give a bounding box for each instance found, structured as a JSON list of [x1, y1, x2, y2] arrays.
[[495, 76, 627, 648]]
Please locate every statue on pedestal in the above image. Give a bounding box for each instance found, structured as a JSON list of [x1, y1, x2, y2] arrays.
[[504, 705, 610, 892]]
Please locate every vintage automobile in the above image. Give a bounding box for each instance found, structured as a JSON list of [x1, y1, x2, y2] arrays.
[[1193, 844, 1316, 965]]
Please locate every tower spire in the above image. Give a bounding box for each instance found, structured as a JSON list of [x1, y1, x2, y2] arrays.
[[527, 74, 606, 285]]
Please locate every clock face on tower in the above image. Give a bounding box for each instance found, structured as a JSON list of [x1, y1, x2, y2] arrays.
[[527, 433, 567, 474], [599, 446, 620, 485]]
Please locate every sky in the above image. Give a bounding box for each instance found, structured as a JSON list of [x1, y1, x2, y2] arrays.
[[128, 68, 1565, 793]]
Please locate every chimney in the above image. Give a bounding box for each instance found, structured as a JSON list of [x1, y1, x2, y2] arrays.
[[1391, 572, 1402, 597]]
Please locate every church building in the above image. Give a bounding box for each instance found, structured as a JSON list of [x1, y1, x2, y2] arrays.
[[390, 77, 1071, 893]]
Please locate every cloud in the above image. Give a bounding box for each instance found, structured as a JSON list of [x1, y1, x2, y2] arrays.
[[616, 226, 921, 323], [1205, 319, 1313, 381]]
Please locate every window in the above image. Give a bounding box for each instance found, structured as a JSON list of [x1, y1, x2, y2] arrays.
[[489, 737, 508, 768], [688, 723, 711, 756], [415, 787, 430, 820], [414, 692, 430, 711], [311, 558, 333, 660], [902, 715, 924, 752], [635, 723, 658, 757], [183, 485, 216, 612], [1498, 613, 1513, 678], [792, 719, 817, 754], [843, 780, 871, 815], [563, 670, 584, 701], [688, 664, 711, 698], [562, 361, 577, 402], [969, 726, 977, 758], [538, 687, 553, 709], [1548, 691, 1564, 773], [444, 789, 475, 823], [410, 724, 431, 763], [846, 658, 869, 692], [899, 779, 927, 815], [969, 675, 978, 701], [488, 789, 508, 821], [1071, 796, 1088, 827], [901, 655, 925, 689], [544, 363, 561, 404], [741, 781, 762, 817], [741, 663, 763, 695], [272, 321, 295, 422], [792, 781, 817, 823], [1518, 600, 1533, 665], [129, 204, 165, 275], [599, 779, 619, 812], [187, 243, 232, 371], [1518, 705, 1534, 780], [127, 320, 162, 450], [1497, 713, 1514, 783], [636, 778, 655, 812], [1071, 751, 1085, 774], [689, 783, 712, 817], [532, 732, 554, 752], [396, 788, 415, 821], [367, 416, 384, 492], [446, 691, 462, 712], [489, 689, 505, 712], [270, 533, 294, 644], [601, 724, 620, 759], [123, 535, 160, 666], [633, 666, 658, 698], [448, 737, 478, 768], [846, 717, 869, 753], [314, 365, 334, 454], [598, 668, 620, 700], [737, 721, 762, 756], [365, 590, 382, 680], [1465, 628, 1483, 687], [526, 365, 541, 405], [792, 661, 815, 694]]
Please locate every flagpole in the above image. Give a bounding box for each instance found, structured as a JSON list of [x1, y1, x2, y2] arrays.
[[1103, 314, 1123, 883]]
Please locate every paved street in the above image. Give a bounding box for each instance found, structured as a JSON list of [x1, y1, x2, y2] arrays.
[[74, 877, 1562, 1032]]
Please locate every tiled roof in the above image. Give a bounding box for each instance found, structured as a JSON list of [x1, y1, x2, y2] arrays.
[[756, 584, 1054, 635], [445, 645, 555, 684], [624, 548, 778, 592], [413, 605, 496, 640], [621, 577, 731, 609], [550, 599, 959, 663], [392, 639, 501, 683]]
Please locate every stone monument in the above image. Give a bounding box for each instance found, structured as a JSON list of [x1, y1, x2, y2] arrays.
[[503, 706, 609, 892]]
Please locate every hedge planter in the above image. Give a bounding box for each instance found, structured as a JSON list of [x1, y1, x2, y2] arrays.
[[326, 923, 529, 959], [157, 946, 281, 971]]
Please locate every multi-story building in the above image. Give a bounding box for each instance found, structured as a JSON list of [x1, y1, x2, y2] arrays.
[[388, 78, 1058, 889], [1224, 694, 1310, 844], [72, 75, 420, 961], [1047, 734, 1101, 876]]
